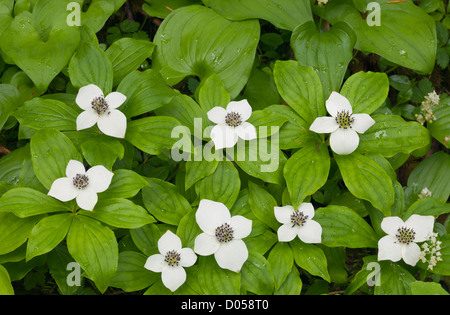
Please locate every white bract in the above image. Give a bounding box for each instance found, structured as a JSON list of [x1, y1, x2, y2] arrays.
[[48, 160, 113, 211], [144, 230, 197, 292], [309, 91, 375, 155], [378, 214, 435, 266], [274, 203, 322, 243], [194, 199, 252, 272], [75, 84, 127, 138], [207, 99, 257, 149]]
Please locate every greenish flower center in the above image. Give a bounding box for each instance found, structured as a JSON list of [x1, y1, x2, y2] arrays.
[[225, 111, 242, 127], [72, 174, 89, 189], [215, 223, 234, 243], [91, 96, 109, 115], [290, 210, 308, 228], [396, 227, 416, 245], [164, 250, 181, 267], [335, 110, 354, 129]]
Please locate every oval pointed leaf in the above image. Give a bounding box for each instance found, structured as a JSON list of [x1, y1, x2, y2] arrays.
[[203, 0, 312, 31], [291, 21, 356, 98], [284, 142, 330, 208], [335, 152, 394, 216], [67, 216, 118, 293], [357, 114, 431, 157], [314, 205, 378, 248], [273, 60, 325, 124], [152, 5, 260, 99]]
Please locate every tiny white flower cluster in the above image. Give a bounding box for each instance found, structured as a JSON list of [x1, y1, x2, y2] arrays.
[[416, 90, 440, 125], [317, 0, 329, 5], [418, 187, 432, 199], [419, 232, 443, 271]]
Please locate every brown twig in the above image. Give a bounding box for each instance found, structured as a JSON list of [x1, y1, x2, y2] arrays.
[[0, 145, 11, 155]]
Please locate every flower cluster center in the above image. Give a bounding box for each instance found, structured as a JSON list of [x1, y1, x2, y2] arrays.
[[72, 174, 89, 189], [335, 110, 354, 129], [164, 250, 181, 267], [91, 96, 109, 115], [225, 111, 242, 127], [215, 223, 234, 243], [290, 210, 309, 228], [396, 227, 416, 245]]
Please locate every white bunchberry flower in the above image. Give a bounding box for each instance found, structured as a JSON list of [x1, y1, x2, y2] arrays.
[[207, 99, 257, 150], [144, 230, 197, 292], [378, 215, 435, 266], [309, 91, 375, 155], [75, 84, 127, 138], [48, 160, 113, 211], [194, 199, 252, 272], [274, 203, 322, 243]]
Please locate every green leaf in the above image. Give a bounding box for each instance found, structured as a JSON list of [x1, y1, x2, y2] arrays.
[[375, 261, 415, 295], [68, 26, 113, 94], [248, 181, 278, 231], [234, 139, 287, 185], [410, 281, 449, 295], [291, 21, 356, 98], [142, 0, 202, 18], [267, 242, 294, 290], [47, 244, 83, 295], [427, 97, 450, 148], [0, 3, 80, 91], [406, 151, 450, 202], [81, 198, 155, 229], [106, 37, 156, 86], [340, 71, 389, 114], [197, 73, 230, 112], [117, 69, 179, 118], [357, 114, 431, 157], [111, 251, 159, 292], [317, 0, 437, 74], [0, 264, 14, 295], [67, 215, 118, 293], [199, 160, 241, 209], [13, 97, 78, 131], [202, 0, 312, 31], [0, 212, 41, 255], [264, 105, 314, 150], [0, 187, 70, 217], [130, 224, 161, 257], [275, 265, 302, 295], [0, 84, 20, 131], [142, 178, 192, 225], [284, 142, 330, 208], [176, 210, 202, 249], [26, 213, 74, 261], [81, 0, 126, 33], [30, 128, 82, 190], [152, 5, 260, 99], [98, 169, 149, 200], [404, 198, 450, 221], [80, 135, 124, 170], [126, 116, 187, 155], [185, 159, 219, 191], [315, 205, 378, 248], [273, 60, 325, 124], [241, 250, 275, 295], [290, 238, 330, 282], [197, 255, 241, 295], [335, 152, 394, 216]]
